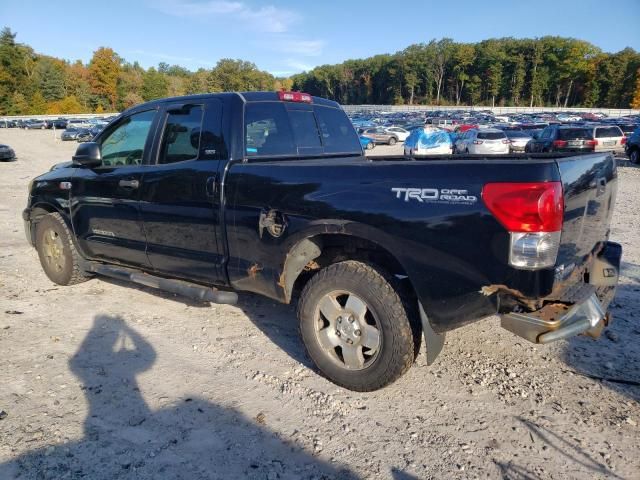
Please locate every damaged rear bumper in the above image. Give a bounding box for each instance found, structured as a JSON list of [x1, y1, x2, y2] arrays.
[[500, 242, 621, 344]]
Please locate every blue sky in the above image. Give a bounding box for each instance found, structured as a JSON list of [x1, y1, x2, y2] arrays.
[[2, 0, 639, 75]]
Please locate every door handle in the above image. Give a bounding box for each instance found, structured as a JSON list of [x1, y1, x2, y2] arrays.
[[119, 179, 139, 189], [206, 175, 218, 197]]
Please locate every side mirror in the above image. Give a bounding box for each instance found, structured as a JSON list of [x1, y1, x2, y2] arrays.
[[72, 142, 102, 167]]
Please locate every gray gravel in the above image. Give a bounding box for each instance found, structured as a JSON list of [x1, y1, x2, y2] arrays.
[[1, 129, 639, 479]]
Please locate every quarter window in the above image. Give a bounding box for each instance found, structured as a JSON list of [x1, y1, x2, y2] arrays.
[[100, 110, 155, 167]]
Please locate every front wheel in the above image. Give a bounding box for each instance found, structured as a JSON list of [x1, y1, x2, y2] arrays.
[[388, 137, 397, 146], [298, 261, 415, 391], [35, 212, 90, 286], [630, 149, 639, 164], [366, 141, 375, 150]]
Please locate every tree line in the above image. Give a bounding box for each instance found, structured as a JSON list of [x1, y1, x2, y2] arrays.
[[1, 27, 640, 116], [292, 37, 640, 109], [0, 27, 289, 115]]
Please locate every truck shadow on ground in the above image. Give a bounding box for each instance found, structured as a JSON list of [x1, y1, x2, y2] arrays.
[[560, 260, 640, 402], [96, 276, 314, 369], [0, 315, 356, 480]]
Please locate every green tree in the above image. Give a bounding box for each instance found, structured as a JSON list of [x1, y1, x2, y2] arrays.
[[28, 90, 47, 114], [141, 67, 168, 100]]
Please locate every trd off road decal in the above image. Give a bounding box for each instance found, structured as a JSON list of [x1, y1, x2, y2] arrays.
[[391, 187, 477, 205]]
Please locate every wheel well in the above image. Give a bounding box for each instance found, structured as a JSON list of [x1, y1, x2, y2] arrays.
[[289, 234, 416, 303], [31, 204, 57, 222], [28, 204, 66, 244]]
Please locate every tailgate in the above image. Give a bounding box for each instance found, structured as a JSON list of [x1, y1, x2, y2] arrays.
[[555, 153, 617, 271]]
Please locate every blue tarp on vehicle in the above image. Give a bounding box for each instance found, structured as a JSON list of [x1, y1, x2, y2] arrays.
[[404, 128, 452, 151]]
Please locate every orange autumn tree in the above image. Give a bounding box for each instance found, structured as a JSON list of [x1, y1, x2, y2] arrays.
[[88, 47, 120, 111]]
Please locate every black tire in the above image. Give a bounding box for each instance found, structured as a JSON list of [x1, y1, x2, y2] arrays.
[[630, 149, 639, 164], [298, 260, 415, 391], [388, 136, 397, 146], [35, 212, 90, 286]]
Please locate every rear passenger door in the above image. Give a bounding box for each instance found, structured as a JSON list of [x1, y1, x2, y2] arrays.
[[138, 99, 228, 284]]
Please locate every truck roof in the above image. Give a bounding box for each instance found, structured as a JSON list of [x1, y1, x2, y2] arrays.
[[123, 91, 340, 116]]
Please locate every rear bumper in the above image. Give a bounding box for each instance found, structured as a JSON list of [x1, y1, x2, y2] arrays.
[[500, 241, 621, 343]]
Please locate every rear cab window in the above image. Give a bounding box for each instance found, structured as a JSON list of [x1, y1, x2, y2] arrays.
[[244, 101, 360, 158]]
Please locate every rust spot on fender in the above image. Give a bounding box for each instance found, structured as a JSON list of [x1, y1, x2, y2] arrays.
[[248, 263, 263, 279]]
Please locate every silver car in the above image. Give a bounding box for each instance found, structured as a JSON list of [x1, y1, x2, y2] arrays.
[[585, 125, 626, 153], [454, 129, 510, 154], [505, 130, 532, 152]]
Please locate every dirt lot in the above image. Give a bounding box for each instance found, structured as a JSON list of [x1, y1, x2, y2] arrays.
[[1, 129, 639, 479]]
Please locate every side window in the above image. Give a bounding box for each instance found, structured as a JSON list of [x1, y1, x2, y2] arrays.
[[158, 105, 203, 164], [541, 128, 551, 140], [100, 110, 155, 167], [314, 105, 361, 154], [245, 102, 295, 157]]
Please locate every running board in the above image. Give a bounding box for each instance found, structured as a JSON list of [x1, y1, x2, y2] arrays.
[[88, 264, 238, 304]]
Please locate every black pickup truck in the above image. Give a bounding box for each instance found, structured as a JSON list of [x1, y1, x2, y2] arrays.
[[24, 91, 622, 391]]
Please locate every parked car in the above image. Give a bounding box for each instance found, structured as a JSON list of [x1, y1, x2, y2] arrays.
[[384, 126, 410, 142], [24, 119, 48, 129], [583, 125, 626, 154], [359, 136, 375, 150], [454, 129, 510, 154], [0, 143, 16, 161], [0, 119, 17, 128], [527, 126, 596, 153], [505, 130, 532, 152], [66, 119, 92, 129], [76, 126, 103, 143], [403, 126, 453, 155], [23, 91, 622, 392], [60, 127, 83, 141], [359, 127, 398, 145], [624, 127, 640, 164], [51, 118, 69, 129], [615, 124, 639, 136]]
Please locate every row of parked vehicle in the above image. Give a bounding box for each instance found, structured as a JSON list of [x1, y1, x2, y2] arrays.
[[0, 116, 115, 132], [351, 109, 640, 161]]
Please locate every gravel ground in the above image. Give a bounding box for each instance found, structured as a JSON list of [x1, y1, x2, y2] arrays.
[[0, 129, 639, 480]]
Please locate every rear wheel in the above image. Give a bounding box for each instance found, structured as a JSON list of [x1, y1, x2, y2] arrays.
[[630, 149, 639, 164], [298, 261, 415, 391], [35, 212, 90, 286]]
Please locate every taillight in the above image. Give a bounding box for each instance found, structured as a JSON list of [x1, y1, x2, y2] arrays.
[[473, 140, 483, 145], [553, 140, 567, 148], [502, 139, 510, 144], [585, 139, 597, 148], [278, 91, 312, 103], [482, 182, 564, 270], [621, 137, 627, 145]]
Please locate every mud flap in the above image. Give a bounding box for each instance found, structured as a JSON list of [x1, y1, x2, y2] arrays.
[[419, 302, 445, 365]]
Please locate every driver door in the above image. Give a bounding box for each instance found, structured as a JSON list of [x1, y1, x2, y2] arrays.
[[70, 108, 159, 267]]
